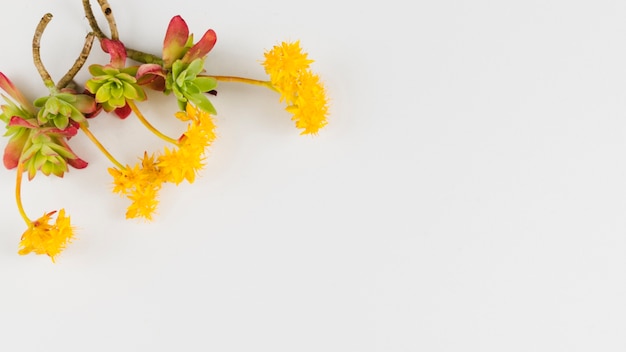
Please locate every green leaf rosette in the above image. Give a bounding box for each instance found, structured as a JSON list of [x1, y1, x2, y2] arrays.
[[85, 65, 146, 111]]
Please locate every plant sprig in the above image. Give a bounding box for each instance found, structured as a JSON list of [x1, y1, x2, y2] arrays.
[[1, 0, 329, 262]]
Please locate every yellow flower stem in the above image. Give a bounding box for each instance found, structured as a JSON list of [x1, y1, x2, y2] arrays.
[[79, 124, 125, 169], [206, 75, 278, 92], [15, 163, 31, 225], [127, 100, 179, 145]]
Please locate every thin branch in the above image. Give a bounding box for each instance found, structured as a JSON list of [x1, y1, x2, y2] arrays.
[[82, 0, 163, 66], [126, 48, 164, 65], [97, 0, 119, 40], [57, 32, 96, 90], [32, 13, 55, 89], [82, 0, 118, 40], [82, 0, 107, 39]]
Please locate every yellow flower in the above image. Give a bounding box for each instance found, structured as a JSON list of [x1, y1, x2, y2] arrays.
[[175, 102, 217, 131], [109, 164, 142, 195], [262, 41, 329, 135], [108, 105, 217, 219], [158, 145, 203, 184], [18, 209, 75, 262], [262, 41, 313, 92], [109, 153, 164, 221], [160, 103, 217, 184], [126, 185, 160, 221], [285, 71, 329, 134]]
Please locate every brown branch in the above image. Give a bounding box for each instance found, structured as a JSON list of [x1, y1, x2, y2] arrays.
[[57, 32, 96, 90], [33, 13, 55, 89], [82, 0, 107, 39], [97, 0, 119, 40], [82, 0, 118, 40]]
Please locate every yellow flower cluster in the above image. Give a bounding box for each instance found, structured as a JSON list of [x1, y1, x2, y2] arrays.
[[18, 209, 75, 262], [262, 41, 329, 135], [160, 103, 217, 184], [109, 153, 162, 220], [108, 103, 217, 220]]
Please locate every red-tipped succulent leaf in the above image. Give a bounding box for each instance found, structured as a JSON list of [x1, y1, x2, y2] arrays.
[[137, 64, 166, 91], [101, 38, 127, 68], [3, 132, 28, 169], [0, 73, 34, 113], [162, 15, 190, 68], [113, 104, 131, 119], [181, 29, 217, 64]]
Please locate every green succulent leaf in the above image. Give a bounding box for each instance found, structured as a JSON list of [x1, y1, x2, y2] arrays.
[[165, 58, 217, 115], [1, 97, 34, 126], [86, 65, 146, 112], [56, 93, 77, 103], [53, 114, 68, 129], [171, 60, 184, 80], [19, 131, 80, 179], [88, 65, 103, 76], [184, 83, 200, 95], [193, 77, 217, 92], [186, 58, 204, 76], [45, 97, 61, 115], [186, 92, 216, 115], [33, 96, 48, 108], [31, 92, 93, 130]]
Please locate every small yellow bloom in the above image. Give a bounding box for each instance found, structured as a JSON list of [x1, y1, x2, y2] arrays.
[[160, 103, 217, 184], [262, 41, 313, 89], [109, 164, 142, 195], [286, 71, 329, 134], [18, 209, 75, 262], [108, 105, 217, 219], [262, 41, 329, 135], [176, 102, 217, 131], [109, 153, 164, 221], [126, 185, 160, 221], [158, 145, 203, 184]]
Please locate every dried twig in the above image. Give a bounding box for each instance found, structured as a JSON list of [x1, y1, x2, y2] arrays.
[[57, 32, 96, 90], [32, 13, 55, 88], [97, 0, 119, 40], [82, 0, 118, 40]]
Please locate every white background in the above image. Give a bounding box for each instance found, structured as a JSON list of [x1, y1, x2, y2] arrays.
[[1, 0, 626, 351]]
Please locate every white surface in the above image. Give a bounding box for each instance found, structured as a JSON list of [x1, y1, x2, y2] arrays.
[[1, 0, 626, 351]]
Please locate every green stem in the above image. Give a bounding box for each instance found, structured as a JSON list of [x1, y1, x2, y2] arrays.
[[82, 0, 162, 65], [80, 124, 125, 169], [205, 75, 277, 91], [127, 100, 179, 145], [126, 48, 164, 65], [15, 163, 31, 225]]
